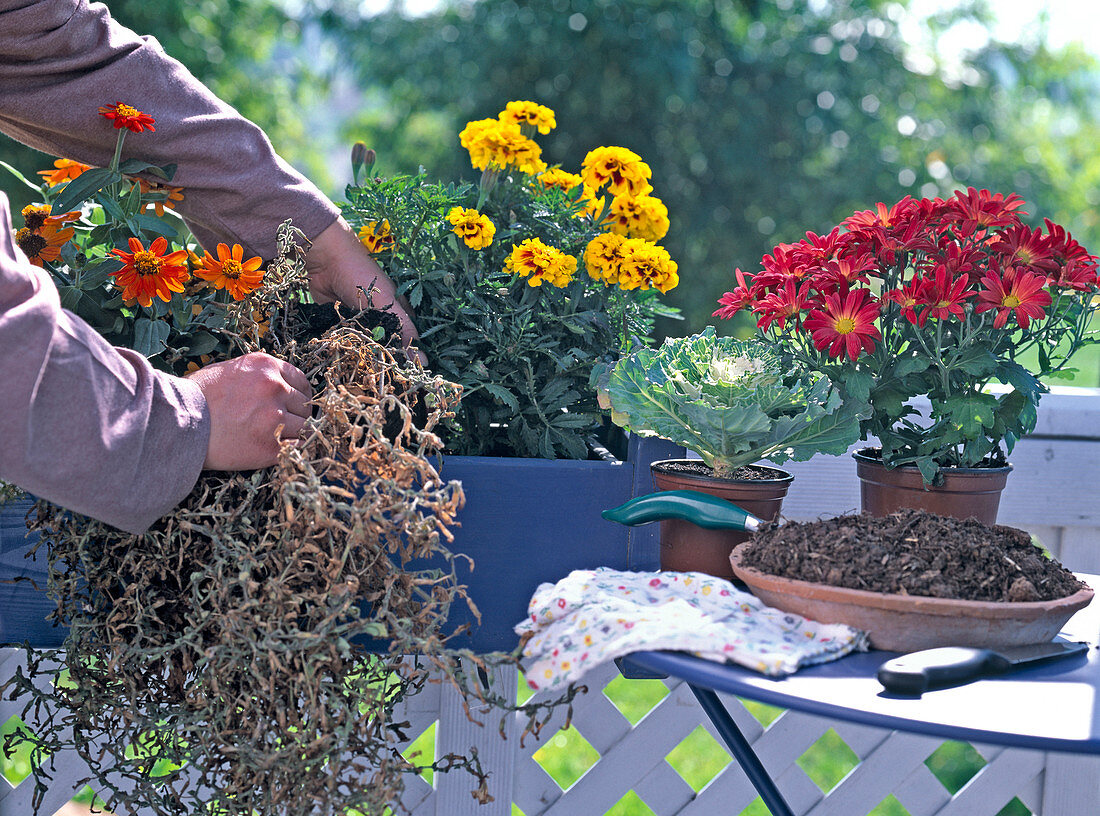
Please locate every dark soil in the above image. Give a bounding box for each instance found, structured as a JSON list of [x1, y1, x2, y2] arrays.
[[654, 460, 788, 482], [738, 508, 1086, 603], [295, 301, 401, 345]]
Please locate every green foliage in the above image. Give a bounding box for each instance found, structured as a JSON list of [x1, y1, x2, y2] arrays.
[[341, 132, 676, 459], [4, 145, 257, 377], [599, 326, 865, 476]]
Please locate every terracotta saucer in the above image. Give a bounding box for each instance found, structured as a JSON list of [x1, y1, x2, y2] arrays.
[[729, 543, 1095, 652]]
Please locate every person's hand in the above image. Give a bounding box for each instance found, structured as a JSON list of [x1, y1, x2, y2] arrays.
[[304, 216, 423, 360], [185, 352, 312, 470]]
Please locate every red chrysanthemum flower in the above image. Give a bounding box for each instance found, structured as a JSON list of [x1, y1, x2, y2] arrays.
[[990, 223, 1058, 277], [789, 227, 850, 265], [1047, 257, 1099, 291], [813, 252, 876, 292], [713, 268, 754, 319], [109, 236, 189, 307], [921, 264, 974, 324], [944, 187, 1025, 237], [98, 102, 156, 133], [803, 288, 882, 361], [883, 277, 929, 326], [753, 277, 810, 331], [842, 196, 915, 232], [975, 267, 1052, 330]]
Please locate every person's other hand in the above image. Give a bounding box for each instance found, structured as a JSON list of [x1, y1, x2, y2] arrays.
[[304, 216, 423, 360], [185, 352, 312, 470]]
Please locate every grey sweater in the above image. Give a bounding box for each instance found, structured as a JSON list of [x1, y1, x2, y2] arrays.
[[0, 0, 340, 532]]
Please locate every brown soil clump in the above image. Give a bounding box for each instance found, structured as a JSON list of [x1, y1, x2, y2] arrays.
[[738, 508, 1085, 602]]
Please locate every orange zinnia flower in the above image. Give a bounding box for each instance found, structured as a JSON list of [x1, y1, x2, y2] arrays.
[[195, 243, 264, 301], [21, 204, 79, 233], [98, 102, 156, 133], [136, 179, 184, 217], [15, 221, 75, 267], [109, 236, 189, 307], [38, 158, 92, 186]]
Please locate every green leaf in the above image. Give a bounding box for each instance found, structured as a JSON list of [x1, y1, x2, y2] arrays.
[[942, 392, 997, 439], [841, 368, 875, 404], [52, 167, 121, 214], [915, 456, 940, 486], [953, 346, 999, 376], [117, 158, 174, 181], [182, 331, 221, 357], [132, 318, 170, 358], [482, 383, 519, 410], [893, 354, 931, 377], [994, 360, 1045, 405], [0, 159, 45, 193]]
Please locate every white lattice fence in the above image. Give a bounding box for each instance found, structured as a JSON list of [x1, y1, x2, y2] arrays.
[[499, 661, 1099, 816]]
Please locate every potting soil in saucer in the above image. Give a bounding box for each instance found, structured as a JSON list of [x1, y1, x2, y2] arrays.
[[739, 508, 1086, 603]]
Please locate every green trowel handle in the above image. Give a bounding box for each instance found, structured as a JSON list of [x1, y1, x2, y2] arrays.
[[602, 489, 763, 531]]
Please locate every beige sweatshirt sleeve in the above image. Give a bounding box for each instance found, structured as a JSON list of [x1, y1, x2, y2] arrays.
[[0, 193, 210, 533], [0, 0, 340, 531], [0, 0, 341, 259]]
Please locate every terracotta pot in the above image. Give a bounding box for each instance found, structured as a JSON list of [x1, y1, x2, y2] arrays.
[[854, 448, 1012, 525], [730, 543, 1094, 652], [650, 459, 793, 579]]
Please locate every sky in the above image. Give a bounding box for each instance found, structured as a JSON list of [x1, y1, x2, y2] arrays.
[[909, 0, 1100, 55]]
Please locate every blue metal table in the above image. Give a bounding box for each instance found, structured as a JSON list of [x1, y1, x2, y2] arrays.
[[621, 573, 1100, 816]]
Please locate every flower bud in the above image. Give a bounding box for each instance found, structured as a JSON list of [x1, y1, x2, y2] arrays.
[[350, 142, 375, 184]]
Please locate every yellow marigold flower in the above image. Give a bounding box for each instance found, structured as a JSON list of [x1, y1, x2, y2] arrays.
[[505, 238, 578, 288], [38, 158, 92, 186], [499, 100, 556, 135], [15, 221, 74, 267], [581, 146, 653, 198], [618, 239, 679, 293], [607, 193, 670, 242], [21, 204, 78, 233], [109, 236, 190, 307], [195, 243, 265, 301], [358, 220, 395, 254], [538, 169, 605, 219], [459, 118, 545, 175], [136, 179, 185, 217], [583, 232, 631, 286], [447, 206, 496, 250], [538, 168, 583, 191]]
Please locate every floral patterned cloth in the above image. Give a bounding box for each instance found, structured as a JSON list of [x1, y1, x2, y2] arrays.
[[515, 567, 867, 692]]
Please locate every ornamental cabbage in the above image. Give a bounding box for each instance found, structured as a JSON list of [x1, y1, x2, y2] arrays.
[[598, 327, 866, 478]]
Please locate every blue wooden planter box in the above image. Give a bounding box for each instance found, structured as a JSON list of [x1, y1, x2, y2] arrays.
[[0, 437, 681, 653], [426, 435, 683, 652]]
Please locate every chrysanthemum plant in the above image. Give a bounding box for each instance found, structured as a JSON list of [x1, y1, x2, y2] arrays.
[[342, 101, 680, 459], [715, 188, 1100, 484], [3, 102, 266, 373]]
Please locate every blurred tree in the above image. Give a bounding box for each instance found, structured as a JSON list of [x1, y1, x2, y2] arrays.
[[317, 0, 1100, 338], [3, 0, 1099, 344]]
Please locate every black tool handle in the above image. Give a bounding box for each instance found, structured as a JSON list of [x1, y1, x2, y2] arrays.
[[877, 647, 1012, 695]]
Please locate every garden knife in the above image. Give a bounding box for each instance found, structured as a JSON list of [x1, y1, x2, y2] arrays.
[[877, 640, 1089, 695]]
